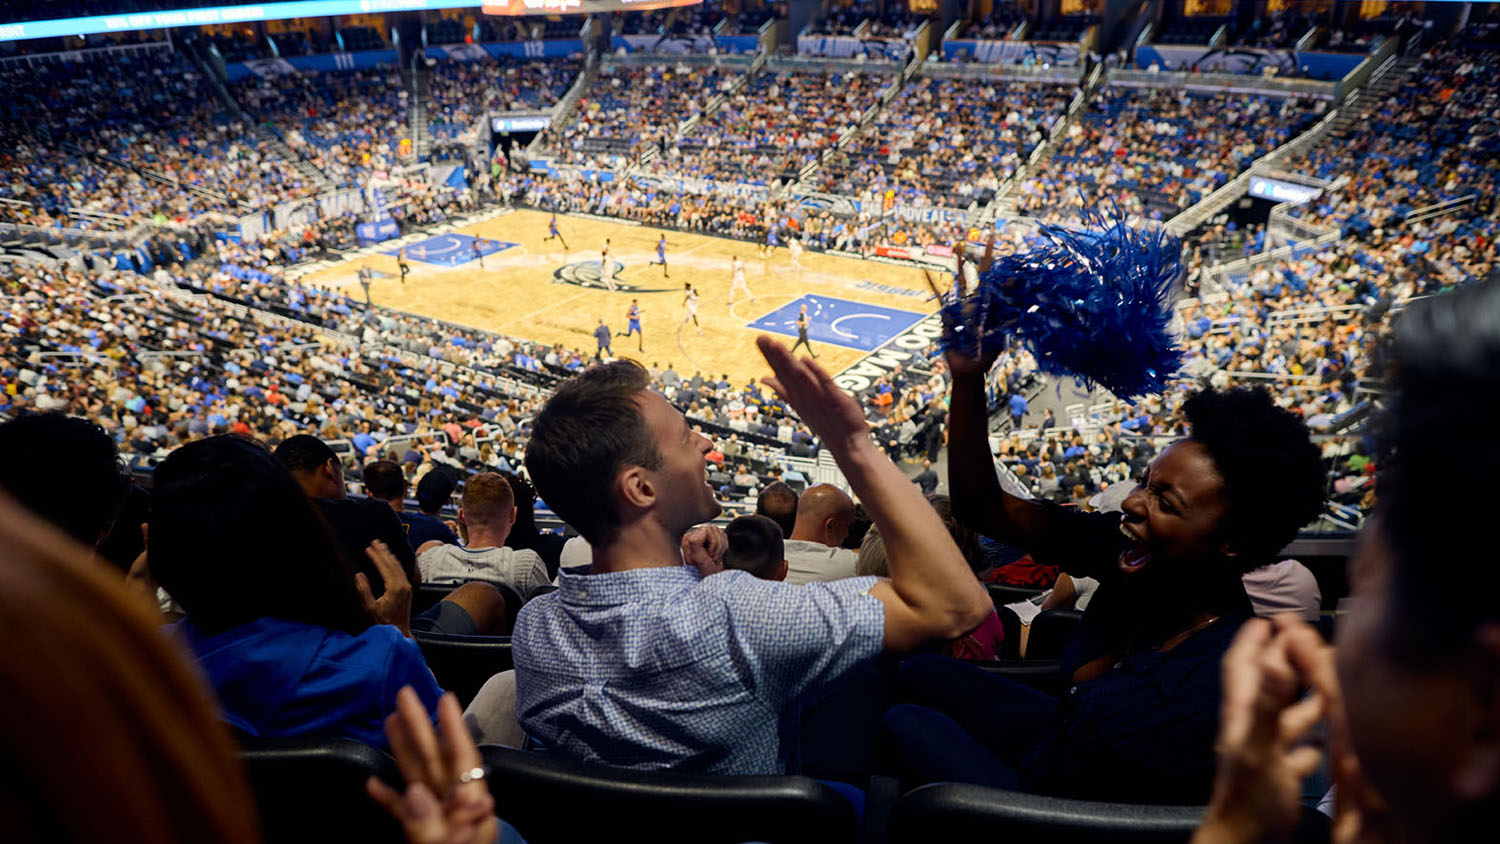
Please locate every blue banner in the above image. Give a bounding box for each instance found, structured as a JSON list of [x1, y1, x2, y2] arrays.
[[445, 165, 467, 190], [716, 35, 760, 54], [356, 219, 401, 245], [482, 40, 584, 59]]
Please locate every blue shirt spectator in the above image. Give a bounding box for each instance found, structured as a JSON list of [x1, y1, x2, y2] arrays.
[[514, 566, 884, 774]]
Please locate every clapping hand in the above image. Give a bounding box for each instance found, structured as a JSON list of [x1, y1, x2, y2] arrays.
[[355, 540, 413, 638], [1195, 615, 1391, 844], [756, 335, 872, 456], [368, 687, 500, 844]]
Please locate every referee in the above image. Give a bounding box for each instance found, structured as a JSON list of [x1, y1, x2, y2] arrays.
[[397, 248, 410, 284]]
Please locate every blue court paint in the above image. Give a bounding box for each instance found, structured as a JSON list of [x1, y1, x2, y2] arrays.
[[386, 233, 516, 266], [747, 295, 926, 352]]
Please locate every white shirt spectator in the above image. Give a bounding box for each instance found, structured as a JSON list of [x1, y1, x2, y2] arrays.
[[782, 539, 859, 586], [1241, 559, 1321, 621], [419, 544, 550, 600]]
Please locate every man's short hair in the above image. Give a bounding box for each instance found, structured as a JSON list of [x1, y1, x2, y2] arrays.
[[0, 412, 129, 547], [724, 515, 784, 581], [415, 471, 457, 514], [273, 434, 338, 475], [525, 361, 662, 545], [362, 460, 406, 501], [461, 472, 515, 527], [755, 481, 798, 538]]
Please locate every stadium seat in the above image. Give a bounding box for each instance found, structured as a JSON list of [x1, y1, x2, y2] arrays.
[[888, 783, 1204, 843], [971, 659, 1065, 697], [238, 735, 404, 844], [477, 745, 860, 844], [412, 632, 514, 708], [889, 782, 1334, 843], [1025, 608, 1084, 661], [987, 582, 1046, 609]]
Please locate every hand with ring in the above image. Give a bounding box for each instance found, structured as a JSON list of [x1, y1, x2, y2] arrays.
[[368, 686, 501, 844]]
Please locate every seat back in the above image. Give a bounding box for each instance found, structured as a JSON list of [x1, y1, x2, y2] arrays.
[[238, 736, 403, 844], [971, 659, 1066, 698], [478, 745, 858, 844], [412, 582, 453, 616], [987, 583, 1046, 609], [1026, 608, 1085, 661], [888, 783, 1204, 843], [412, 633, 514, 708]]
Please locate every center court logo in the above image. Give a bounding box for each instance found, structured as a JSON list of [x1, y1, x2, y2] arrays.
[[552, 261, 675, 293]]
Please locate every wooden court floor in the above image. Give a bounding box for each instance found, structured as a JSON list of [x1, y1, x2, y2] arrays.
[[299, 209, 942, 386]]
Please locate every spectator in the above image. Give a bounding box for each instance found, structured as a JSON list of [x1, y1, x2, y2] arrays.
[[782, 483, 859, 585], [0, 488, 259, 844], [417, 472, 550, 602], [510, 352, 989, 774], [755, 479, 799, 537], [886, 314, 1327, 803], [150, 436, 444, 751], [0, 412, 131, 557], [912, 458, 939, 495], [1194, 277, 1500, 844], [722, 514, 788, 581]]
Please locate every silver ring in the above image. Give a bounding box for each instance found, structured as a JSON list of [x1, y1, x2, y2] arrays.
[[457, 766, 487, 784]]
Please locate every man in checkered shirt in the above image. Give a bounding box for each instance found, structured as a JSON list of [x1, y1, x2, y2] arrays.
[[510, 340, 991, 775]]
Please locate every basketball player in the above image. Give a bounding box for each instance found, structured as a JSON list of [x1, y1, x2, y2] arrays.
[[617, 299, 644, 351], [759, 221, 779, 259], [396, 248, 410, 284], [789, 303, 816, 358], [472, 237, 485, 269], [788, 234, 805, 269], [599, 239, 617, 292], [650, 233, 669, 277], [728, 255, 754, 306], [544, 214, 568, 249], [682, 282, 701, 336]]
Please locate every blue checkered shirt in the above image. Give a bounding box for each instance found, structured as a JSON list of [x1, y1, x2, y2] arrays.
[[512, 565, 884, 775]]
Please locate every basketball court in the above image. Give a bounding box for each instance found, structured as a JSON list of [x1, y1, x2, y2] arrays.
[[295, 208, 946, 385]]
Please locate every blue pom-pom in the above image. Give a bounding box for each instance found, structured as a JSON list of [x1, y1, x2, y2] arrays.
[[941, 206, 1183, 399]]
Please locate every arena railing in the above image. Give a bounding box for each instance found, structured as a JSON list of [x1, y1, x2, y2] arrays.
[[530, 46, 596, 159], [917, 61, 1087, 85], [1332, 33, 1399, 100], [1106, 68, 1339, 100], [0, 38, 171, 68], [1405, 194, 1479, 226]]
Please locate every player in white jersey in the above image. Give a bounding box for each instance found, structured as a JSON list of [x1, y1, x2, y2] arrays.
[[682, 282, 702, 336], [788, 235, 805, 268], [728, 255, 755, 306], [599, 238, 617, 291]]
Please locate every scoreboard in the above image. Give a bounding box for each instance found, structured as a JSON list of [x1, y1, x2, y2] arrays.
[[482, 0, 701, 15]]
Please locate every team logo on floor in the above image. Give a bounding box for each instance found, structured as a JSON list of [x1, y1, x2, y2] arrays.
[[552, 261, 675, 293]]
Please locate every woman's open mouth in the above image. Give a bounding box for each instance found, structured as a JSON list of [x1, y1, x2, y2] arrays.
[[1118, 521, 1151, 573]]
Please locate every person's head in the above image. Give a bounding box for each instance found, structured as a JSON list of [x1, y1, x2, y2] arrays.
[[362, 459, 407, 506], [415, 470, 456, 515], [459, 472, 516, 543], [755, 480, 798, 537], [855, 523, 888, 578], [723, 515, 787, 581], [0, 490, 259, 844], [0, 412, 130, 549], [1336, 278, 1500, 834], [790, 483, 856, 547], [928, 494, 983, 574], [151, 436, 370, 637], [526, 361, 720, 546], [273, 434, 346, 499], [1116, 387, 1323, 583]]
